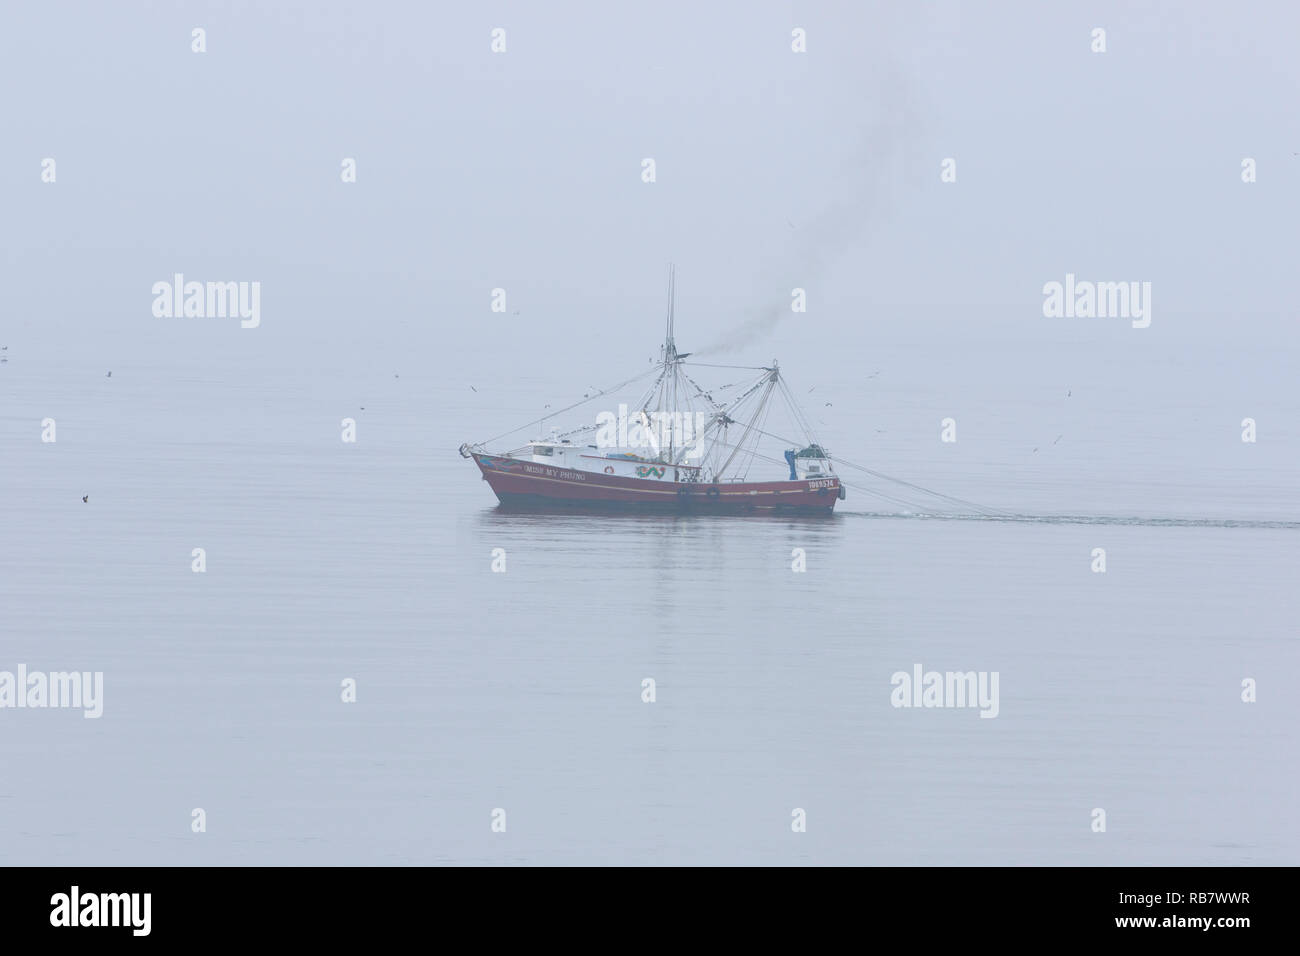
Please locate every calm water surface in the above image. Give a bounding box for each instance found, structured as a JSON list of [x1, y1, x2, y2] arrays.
[[1, 338, 1296, 865]]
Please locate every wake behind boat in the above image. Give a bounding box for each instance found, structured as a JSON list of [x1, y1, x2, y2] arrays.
[[460, 268, 845, 514]]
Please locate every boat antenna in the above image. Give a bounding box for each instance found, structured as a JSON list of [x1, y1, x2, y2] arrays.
[[663, 263, 677, 363]]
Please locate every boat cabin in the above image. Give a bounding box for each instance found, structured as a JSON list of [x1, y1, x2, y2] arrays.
[[524, 438, 703, 480], [786, 444, 835, 480]]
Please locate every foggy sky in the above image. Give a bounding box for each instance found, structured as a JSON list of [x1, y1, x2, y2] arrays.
[[3, 0, 1298, 379]]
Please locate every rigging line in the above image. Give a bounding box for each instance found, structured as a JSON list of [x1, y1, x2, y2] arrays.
[[708, 439, 928, 511], [777, 374, 820, 448], [549, 422, 599, 440], [680, 362, 772, 371], [734, 389, 773, 480], [778, 377, 820, 448], [683, 369, 771, 463], [679, 370, 728, 411], [833, 477, 944, 512], [830, 455, 1006, 517], [717, 372, 777, 478], [706, 380, 764, 441], [475, 365, 661, 447], [668, 378, 717, 467], [725, 370, 777, 407], [742, 390, 777, 481], [745, 423, 1006, 516], [635, 366, 668, 407], [709, 438, 787, 477], [682, 368, 774, 475]]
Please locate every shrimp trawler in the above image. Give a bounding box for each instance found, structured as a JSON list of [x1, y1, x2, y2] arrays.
[[459, 268, 845, 514]]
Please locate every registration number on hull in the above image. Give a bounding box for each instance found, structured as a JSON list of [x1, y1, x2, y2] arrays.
[[807, 479, 836, 490]]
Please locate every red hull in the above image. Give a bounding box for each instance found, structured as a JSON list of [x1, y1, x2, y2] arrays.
[[472, 454, 841, 514]]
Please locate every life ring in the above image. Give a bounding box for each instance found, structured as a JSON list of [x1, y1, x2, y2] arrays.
[[706, 486, 720, 498], [604, 466, 615, 474]]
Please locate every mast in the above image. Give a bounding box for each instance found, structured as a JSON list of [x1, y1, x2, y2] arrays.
[[658, 264, 679, 463], [669, 265, 676, 461]]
